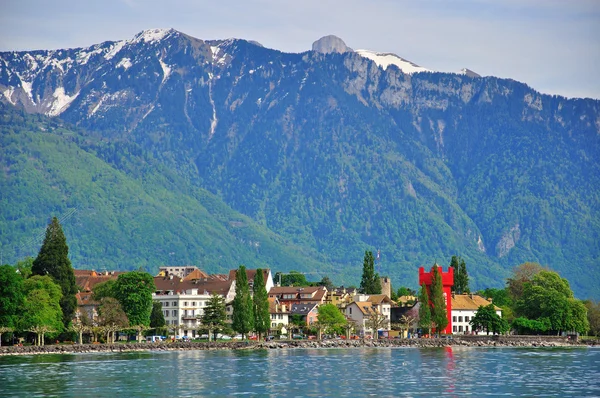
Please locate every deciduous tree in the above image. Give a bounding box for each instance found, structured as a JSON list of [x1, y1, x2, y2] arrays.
[[252, 269, 270, 341], [360, 251, 381, 294], [470, 304, 509, 335], [0, 264, 24, 329], [317, 303, 347, 336], [232, 265, 253, 338], [418, 283, 432, 336], [32, 217, 77, 327], [365, 311, 388, 339], [430, 265, 448, 336], [97, 297, 129, 343], [20, 279, 64, 345], [113, 271, 155, 327], [506, 262, 545, 300]]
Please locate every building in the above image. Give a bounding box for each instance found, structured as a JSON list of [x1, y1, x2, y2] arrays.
[[158, 266, 203, 279], [290, 303, 320, 326], [268, 286, 328, 307], [74, 269, 125, 324], [269, 298, 290, 335], [451, 294, 502, 334], [345, 294, 393, 336], [228, 268, 275, 293], [418, 265, 454, 334]]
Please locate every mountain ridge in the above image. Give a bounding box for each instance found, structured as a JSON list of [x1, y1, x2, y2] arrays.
[[1, 29, 599, 298]]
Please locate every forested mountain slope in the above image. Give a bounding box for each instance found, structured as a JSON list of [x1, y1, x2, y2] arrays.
[[1, 29, 599, 297]]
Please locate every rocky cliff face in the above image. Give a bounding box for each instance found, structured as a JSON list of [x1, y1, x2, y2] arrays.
[[1, 29, 599, 297]]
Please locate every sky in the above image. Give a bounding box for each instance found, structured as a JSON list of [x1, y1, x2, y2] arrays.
[[1, 0, 599, 99]]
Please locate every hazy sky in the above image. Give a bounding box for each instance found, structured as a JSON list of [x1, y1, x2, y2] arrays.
[[1, 0, 599, 99]]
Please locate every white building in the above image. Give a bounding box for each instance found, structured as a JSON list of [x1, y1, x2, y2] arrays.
[[345, 294, 392, 336], [451, 294, 502, 334]]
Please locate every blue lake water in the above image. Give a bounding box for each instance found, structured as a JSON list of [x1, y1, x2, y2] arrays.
[[0, 347, 598, 397]]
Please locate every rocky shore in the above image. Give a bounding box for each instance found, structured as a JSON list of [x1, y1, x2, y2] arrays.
[[1, 336, 597, 356]]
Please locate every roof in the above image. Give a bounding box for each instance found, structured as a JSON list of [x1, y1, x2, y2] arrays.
[[153, 276, 233, 296], [367, 294, 392, 304], [452, 294, 501, 311], [75, 270, 124, 292], [183, 269, 210, 281], [228, 268, 271, 285], [351, 302, 380, 315], [290, 303, 319, 315], [269, 286, 321, 294]]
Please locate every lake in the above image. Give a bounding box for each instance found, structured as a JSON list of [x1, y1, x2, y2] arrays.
[[0, 347, 598, 396]]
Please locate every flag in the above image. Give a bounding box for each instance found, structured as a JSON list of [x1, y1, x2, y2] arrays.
[[376, 250, 380, 260]]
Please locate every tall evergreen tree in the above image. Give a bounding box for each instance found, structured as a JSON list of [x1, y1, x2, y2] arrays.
[[232, 265, 254, 338], [32, 217, 77, 327], [430, 264, 448, 336], [450, 256, 460, 293], [458, 258, 470, 294], [418, 283, 431, 336], [359, 251, 382, 294], [150, 301, 166, 333], [252, 269, 270, 341]]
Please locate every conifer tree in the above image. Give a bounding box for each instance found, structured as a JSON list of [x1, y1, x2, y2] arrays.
[[32, 217, 77, 327], [201, 294, 227, 341], [359, 251, 382, 294], [450, 256, 470, 294], [232, 265, 254, 338], [431, 265, 448, 336], [418, 283, 431, 336], [252, 269, 270, 340]]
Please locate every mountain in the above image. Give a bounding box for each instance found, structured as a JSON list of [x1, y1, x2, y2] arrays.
[[1, 29, 599, 298]]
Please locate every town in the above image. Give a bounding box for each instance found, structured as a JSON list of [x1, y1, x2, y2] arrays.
[[0, 217, 596, 347]]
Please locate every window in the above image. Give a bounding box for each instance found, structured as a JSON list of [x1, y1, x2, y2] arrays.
[[465, 316, 469, 322], [172, 301, 177, 307], [164, 310, 169, 317], [271, 314, 276, 320], [458, 326, 463, 332], [458, 316, 463, 322], [465, 326, 469, 332], [164, 302, 169, 307], [349, 307, 352, 314], [184, 302, 188, 306], [453, 316, 457, 322], [278, 314, 283, 320], [453, 326, 457, 332], [173, 310, 178, 317], [192, 302, 196, 306], [272, 323, 277, 328]]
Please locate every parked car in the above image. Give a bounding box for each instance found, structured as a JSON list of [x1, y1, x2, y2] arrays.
[[146, 335, 163, 343], [292, 334, 304, 340], [266, 336, 275, 341], [232, 335, 243, 340]]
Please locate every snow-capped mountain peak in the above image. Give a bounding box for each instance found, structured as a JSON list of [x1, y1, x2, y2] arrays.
[[131, 28, 177, 45], [354, 49, 431, 74]]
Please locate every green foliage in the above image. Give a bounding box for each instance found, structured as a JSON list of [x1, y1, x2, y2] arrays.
[[15, 257, 33, 279], [511, 317, 551, 334], [113, 271, 155, 326], [450, 256, 470, 294], [201, 294, 228, 340], [430, 265, 448, 335], [397, 286, 416, 297], [19, 276, 63, 334], [92, 280, 117, 301], [274, 271, 310, 287], [150, 301, 166, 329], [470, 304, 509, 335], [0, 265, 24, 328], [252, 269, 270, 339], [31, 217, 77, 327], [417, 283, 431, 335], [318, 276, 334, 291], [359, 251, 381, 294], [506, 262, 545, 301], [97, 297, 129, 327], [515, 270, 588, 334], [317, 304, 347, 333], [232, 265, 254, 337], [584, 300, 600, 337]]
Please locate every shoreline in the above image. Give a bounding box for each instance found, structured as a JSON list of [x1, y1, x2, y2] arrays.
[[1, 336, 597, 356]]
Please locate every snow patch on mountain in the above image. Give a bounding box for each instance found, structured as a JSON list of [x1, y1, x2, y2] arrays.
[[104, 41, 126, 61], [47, 87, 79, 116], [355, 49, 430, 74], [158, 58, 171, 83], [116, 58, 132, 70], [132, 28, 174, 44], [2, 87, 16, 105]]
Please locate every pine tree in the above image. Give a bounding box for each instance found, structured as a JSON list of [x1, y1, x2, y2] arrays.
[[458, 258, 470, 294], [359, 251, 381, 294], [431, 264, 448, 336], [32, 217, 77, 328], [252, 269, 270, 340], [450, 255, 460, 293], [418, 283, 431, 336], [201, 294, 227, 341], [232, 265, 254, 338]]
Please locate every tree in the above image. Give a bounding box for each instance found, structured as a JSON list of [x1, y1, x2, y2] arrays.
[[92, 279, 117, 301], [201, 294, 228, 341], [470, 304, 509, 335], [32, 217, 77, 328], [97, 297, 129, 343], [450, 256, 470, 294], [317, 304, 347, 336], [318, 276, 335, 291], [584, 300, 600, 337], [430, 265, 448, 336], [506, 262, 545, 300], [0, 326, 13, 347], [359, 251, 381, 294], [516, 270, 588, 335], [20, 283, 63, 345], [113, 271, 155, 327], [418, 283, 432, 336], [397, 286, 416, 298], [232, 265, 254, 338], [150, 301, 166, 334], [365, 311, 388, 339], [130, 324, 150, 343], [274, 271, 309, 287], [0, 264, 24, 329], [252, 268, 270, 341], [15, 257, 33, 279], [70, 321, 91, 345]]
